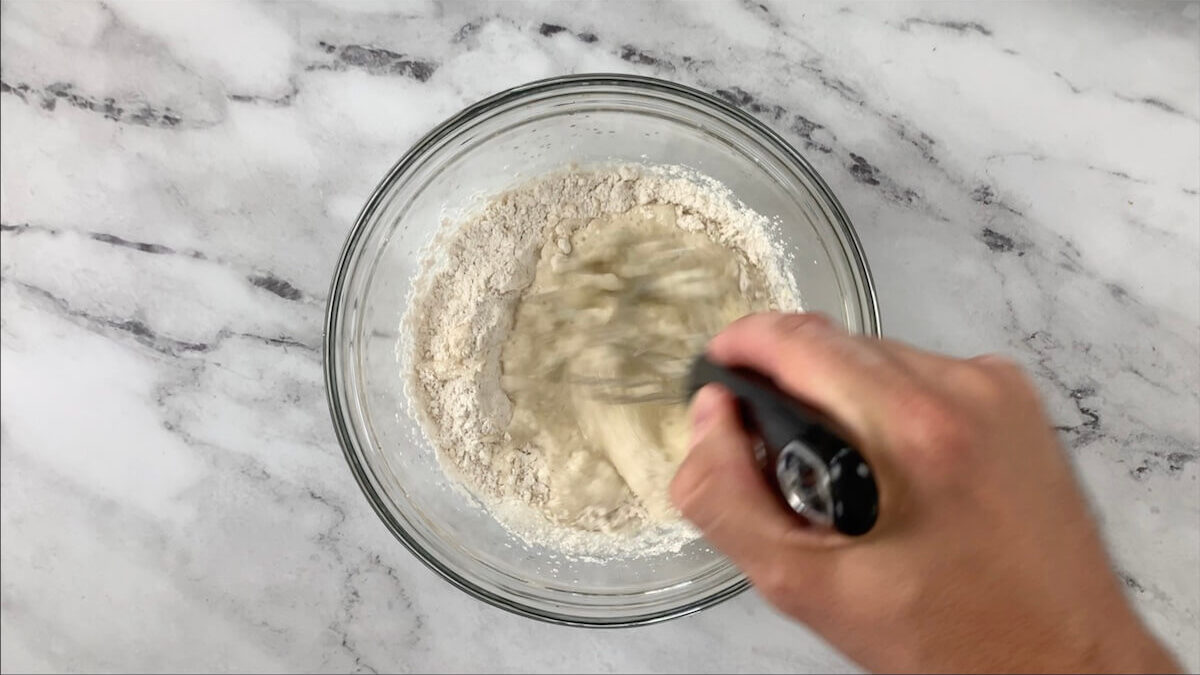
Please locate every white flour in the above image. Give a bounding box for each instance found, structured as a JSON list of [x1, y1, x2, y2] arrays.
[[403, 164, 798, 558]]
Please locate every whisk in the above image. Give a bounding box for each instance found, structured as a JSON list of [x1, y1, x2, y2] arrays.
[[516, 232, 879, 536], [583, 352, 879, 536]]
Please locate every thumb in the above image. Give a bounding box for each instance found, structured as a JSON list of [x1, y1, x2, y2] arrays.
[[670, 384, 799, 577]]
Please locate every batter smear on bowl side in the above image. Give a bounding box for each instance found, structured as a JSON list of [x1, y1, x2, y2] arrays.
[[404, 165, 798, 557]]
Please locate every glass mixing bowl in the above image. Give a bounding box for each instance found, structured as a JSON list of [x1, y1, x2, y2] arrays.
[[324, 74, 879, 626]]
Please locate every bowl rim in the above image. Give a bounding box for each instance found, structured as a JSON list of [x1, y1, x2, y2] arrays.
[[323, 73, 880, 627]]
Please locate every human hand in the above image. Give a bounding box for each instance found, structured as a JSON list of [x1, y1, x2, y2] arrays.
[[671, 312, 1178, 673]]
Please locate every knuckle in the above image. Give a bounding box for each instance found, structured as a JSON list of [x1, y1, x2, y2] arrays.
[[970, 353, 1027, 383], [755, 556, 803, 602], [753, 549, 829, 614], [1001, 362, 1040, 398], [892, 390, 975, 477], [972, 353, 1021, 372], [866, 573, 924, 622], [947, 361, 1005, 402], [837, 556, 921, 618], [969, 355, 1041, 401]]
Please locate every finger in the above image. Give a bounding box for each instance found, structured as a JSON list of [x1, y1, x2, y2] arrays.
[[876, 338, 959, 382], [671, 385, 812, 577], [707, 312, 924, 453]]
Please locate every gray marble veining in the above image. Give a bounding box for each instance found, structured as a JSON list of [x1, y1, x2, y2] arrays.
[[1, 2, 1197, 672]]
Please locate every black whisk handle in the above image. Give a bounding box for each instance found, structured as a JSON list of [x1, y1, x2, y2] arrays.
[[685, 355, 879, 536]]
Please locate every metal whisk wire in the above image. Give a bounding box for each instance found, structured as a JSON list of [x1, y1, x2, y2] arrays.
[[522, 235, 726, 405]]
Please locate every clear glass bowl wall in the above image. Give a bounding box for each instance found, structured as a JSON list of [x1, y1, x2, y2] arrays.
[[325, 75, 879, 626]]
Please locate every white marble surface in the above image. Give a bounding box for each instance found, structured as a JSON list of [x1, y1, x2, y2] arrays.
[[2, 1, 1197, 672]]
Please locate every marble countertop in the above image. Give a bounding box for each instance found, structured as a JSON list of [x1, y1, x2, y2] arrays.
[[2, 2, 1197, 672]]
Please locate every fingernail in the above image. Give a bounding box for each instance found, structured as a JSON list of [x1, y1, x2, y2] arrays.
[[690, 384, 724, 435]]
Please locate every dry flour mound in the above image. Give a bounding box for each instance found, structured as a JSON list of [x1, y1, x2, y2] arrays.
[[403, 164, 798, 558]]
